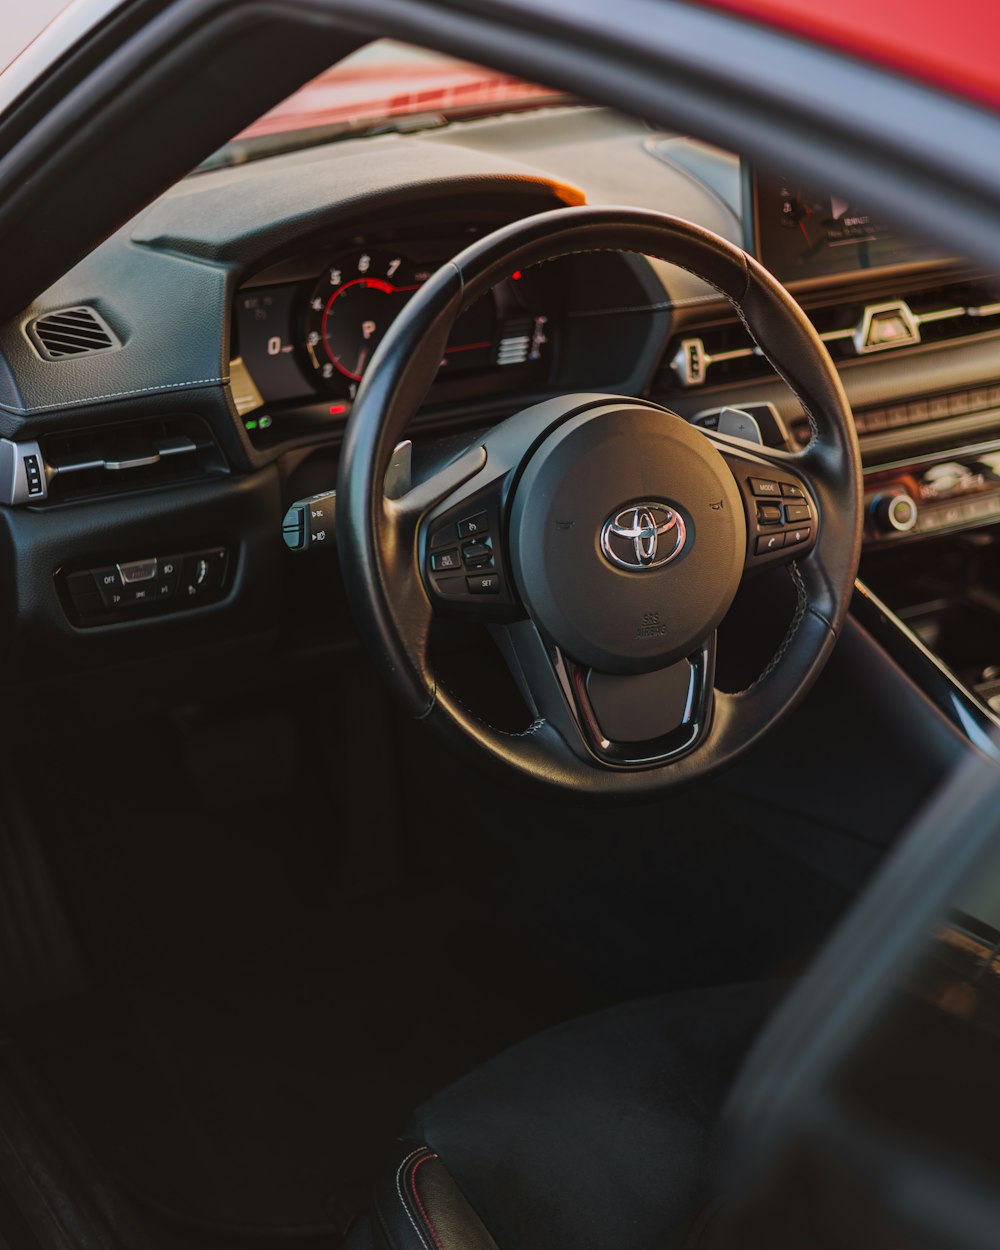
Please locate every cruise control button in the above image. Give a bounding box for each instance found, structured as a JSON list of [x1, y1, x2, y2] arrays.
[[749, 477, 780, 497], [457, 511, 489, 539], [784, 503, 812, 523], [779, 482, 804, 498], [755, 532, 786, 555], [462, 539, 494, 568], [431, 548, 462, 572], [467, 573, 501, 594], [756, 504, 783, 526], [784, 526, 812, 548]]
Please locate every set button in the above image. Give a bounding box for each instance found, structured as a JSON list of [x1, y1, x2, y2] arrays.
[[467, 573, 500, 594]]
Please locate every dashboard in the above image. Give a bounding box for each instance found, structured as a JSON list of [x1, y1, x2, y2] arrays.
[[0, 102, 998, 714], [228, 210, 664, 445]]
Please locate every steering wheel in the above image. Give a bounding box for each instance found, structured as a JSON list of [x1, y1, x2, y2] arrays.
[[336, 207, 862, 796]]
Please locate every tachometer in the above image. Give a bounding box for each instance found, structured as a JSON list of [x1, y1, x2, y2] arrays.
[[305, 249, 423, 388]]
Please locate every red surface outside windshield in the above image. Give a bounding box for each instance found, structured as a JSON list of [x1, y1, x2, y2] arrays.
[[236, 46, 562, 140], [235, 5, 1000, 146], [697, 0, 1000, 113]]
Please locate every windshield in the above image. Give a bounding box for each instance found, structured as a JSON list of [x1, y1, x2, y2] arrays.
[[205, 40, 567, 167], [0, 0, 73, 73]]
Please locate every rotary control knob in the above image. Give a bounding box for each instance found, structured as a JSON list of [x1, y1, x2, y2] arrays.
[[870, 490, 918, 534]]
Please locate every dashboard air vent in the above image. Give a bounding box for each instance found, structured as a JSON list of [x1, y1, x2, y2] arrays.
[[38, 414, 226, 503], [663, 277, 1000, 389], [27, 306, 120, 361], [664, 321, 775, 389]]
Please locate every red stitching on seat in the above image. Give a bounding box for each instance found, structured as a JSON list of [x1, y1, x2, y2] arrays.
[[410, 1152, 446, 1250]]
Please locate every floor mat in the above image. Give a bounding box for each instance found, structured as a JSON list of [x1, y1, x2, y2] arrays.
[[12, 703, 609, 1236], [9, 678, 852, 1239]]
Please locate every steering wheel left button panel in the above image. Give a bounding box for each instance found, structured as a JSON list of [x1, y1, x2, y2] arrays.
[[424, 482, 517, 614]]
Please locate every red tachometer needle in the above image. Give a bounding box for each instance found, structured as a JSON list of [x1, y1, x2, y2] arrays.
[[443, 340, 492, 354]]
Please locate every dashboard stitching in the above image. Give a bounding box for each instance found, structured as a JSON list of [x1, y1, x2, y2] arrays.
[[738, 561, 808, 693], [567, 300, 672, 318], [1, 376, 229, 415]]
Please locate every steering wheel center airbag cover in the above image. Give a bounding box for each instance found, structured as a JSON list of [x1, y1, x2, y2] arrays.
[[509, 403, 746, 673]]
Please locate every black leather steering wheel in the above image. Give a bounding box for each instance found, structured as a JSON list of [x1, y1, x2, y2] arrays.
[[336, 207, 862, 796]]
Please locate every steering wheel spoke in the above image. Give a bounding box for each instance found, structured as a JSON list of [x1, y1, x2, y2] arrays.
[[494, 620, 715, 767], [414, 455, 523, 622]]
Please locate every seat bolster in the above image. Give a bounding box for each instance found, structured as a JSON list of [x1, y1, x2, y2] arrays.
[[374, 1143, 501, 1250]]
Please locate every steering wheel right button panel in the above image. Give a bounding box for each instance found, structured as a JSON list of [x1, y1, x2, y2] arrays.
[[719, 453, 819, 568]]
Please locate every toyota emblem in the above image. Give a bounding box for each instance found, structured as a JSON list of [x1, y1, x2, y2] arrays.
[[600, 503, 687, 571]]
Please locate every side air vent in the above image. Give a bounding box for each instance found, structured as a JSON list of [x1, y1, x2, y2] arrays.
[[663, 278, 1000, 389], [27, 306, 120, 361], [37, 414, 226, 503]]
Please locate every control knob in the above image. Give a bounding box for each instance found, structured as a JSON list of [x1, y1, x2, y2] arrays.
[[870, 490, 918, 534]]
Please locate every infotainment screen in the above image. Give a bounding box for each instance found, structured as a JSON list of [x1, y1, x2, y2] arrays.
[[748, 166, 950, 284]]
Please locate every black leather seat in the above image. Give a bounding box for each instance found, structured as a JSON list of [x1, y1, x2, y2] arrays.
[[345, 982, 780, 1250]]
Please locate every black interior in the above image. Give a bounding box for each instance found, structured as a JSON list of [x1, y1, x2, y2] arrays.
[[861, 531, 1000, 714], [0, 668, 911, 1244], [0, 5, 997, 1250], [0, 615, 969, 1248]]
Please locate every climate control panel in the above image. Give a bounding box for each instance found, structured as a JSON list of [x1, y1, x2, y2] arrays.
[[863, 444, 1000, 544]]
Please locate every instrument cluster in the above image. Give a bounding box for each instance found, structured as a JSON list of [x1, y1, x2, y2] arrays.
[[233, 229, 552, 438]]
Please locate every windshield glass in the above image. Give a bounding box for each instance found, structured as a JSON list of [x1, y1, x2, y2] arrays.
[[204, 40, 567, 167], [0, 0, 73, 73]]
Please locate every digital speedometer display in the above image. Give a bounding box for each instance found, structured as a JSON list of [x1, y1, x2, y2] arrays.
[[750, 168, 950, 283], [302, 247, 525, 396], [306, 250, 424, 383]]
